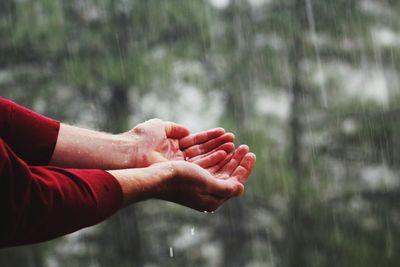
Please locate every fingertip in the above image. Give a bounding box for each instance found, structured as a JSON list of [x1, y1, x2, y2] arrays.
[[242, 152, 257, 170], [224, 133, 235, 142], [183, 127, 191, 136], [248, 152, 256, 162], [193, 149, 228, 168], [238, 144, 250, 152], [215, 127, 226, 134], [220, 142, 235, 153], [217, 149, 228, 157], [179, 127, 225, 149], [227, 180, 244, 197], [235, 183, 245, 196], [212, 150, 228, 163], [177, 125, 190, 137], [207, 127, 225, 137], [165, 122, 190, 138]]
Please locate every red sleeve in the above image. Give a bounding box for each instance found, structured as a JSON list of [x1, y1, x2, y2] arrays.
[[0, 98, 60, 166], [0, 138, 123, 248]]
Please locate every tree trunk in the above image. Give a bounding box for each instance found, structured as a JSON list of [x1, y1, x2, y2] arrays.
[[103, 86, 131, 133], [285, 1, 307, 266]]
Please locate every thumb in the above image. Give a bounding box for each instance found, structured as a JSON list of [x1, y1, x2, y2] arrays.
[[209, 178, 244, 198], [164, 121, 190, 139]]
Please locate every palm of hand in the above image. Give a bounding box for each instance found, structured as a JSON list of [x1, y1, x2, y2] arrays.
[[208, 145, 256, 184]]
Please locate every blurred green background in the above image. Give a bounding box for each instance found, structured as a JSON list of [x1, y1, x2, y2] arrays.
[[1, 0, 400, 266]]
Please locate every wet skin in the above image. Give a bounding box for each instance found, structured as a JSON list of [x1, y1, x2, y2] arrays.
[[51, 118, 256, 212], [125, 118, 236, 167]]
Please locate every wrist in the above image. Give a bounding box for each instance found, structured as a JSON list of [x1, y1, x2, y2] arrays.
[[115, 131, 154, 169], [107, 162, 175, 206], [112, 133, 139, 169]]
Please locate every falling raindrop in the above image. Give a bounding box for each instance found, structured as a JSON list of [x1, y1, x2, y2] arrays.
[[305, 0, 328, 107], [169, 247, 174, 258]]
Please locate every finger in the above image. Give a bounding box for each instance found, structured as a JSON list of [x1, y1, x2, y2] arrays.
[[219, 145, 249, 176], [226, 178, 245, 196], [184, 133, 235, 158], [188, 142, 235, 162], [164, 121, 190, 139], [232, 153, 256, 184], [207, 152, 234, 174], [179, 128, 226, 149], [207, 178, 244, 199], [192, 150, 227, 169]]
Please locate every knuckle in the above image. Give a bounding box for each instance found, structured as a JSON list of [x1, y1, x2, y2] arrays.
[[133, 126, 144, 134]]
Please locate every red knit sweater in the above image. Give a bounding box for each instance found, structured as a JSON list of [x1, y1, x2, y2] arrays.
[[0, 98, 123, 247]]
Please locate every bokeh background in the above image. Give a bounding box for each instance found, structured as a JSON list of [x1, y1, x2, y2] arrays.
[[1, 0, 400, 266]]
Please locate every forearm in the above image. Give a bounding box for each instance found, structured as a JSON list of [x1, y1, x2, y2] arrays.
[[0, 140, 122, 247], [50, 124, 138, 169], [107, 163, 172, 206]]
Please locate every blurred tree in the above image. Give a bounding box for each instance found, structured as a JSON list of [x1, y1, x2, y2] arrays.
[[200, 0, 400, 266], [1, 0, 400, 267]]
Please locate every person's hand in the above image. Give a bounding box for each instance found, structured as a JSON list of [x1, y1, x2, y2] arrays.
[[109, 146, 256, 212], [123, 119, 235, 168], [147, 145, 256, 212], [149, 142, 256, 212], [153, 161, 245, 212], [184, 144, 256, 206]]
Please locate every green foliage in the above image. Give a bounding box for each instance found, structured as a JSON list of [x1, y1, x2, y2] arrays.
[[13, 0, 65, 53]]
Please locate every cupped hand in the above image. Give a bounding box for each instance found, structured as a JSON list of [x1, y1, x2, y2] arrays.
[[154, 146, 256, 212], [153, 161, 245, 212], [124, 119, 235, 167], [112, 144, 256, 211]]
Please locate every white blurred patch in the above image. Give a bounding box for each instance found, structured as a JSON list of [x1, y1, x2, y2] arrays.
[[360, 164, 399, 189], [139, 86, 223, 133], [317, 62, 397, 105], [255, 90, 290, 120], [371, 26, 400, 47], [209, 0, 230, 9], [361, 0, 393, 17], [249, 0, 271, 7], [342, 118, 358, 136]]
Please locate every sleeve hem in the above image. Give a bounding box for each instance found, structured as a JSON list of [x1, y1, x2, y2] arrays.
[[64, 169, 124, 220], [1, 98, 61, 165]]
